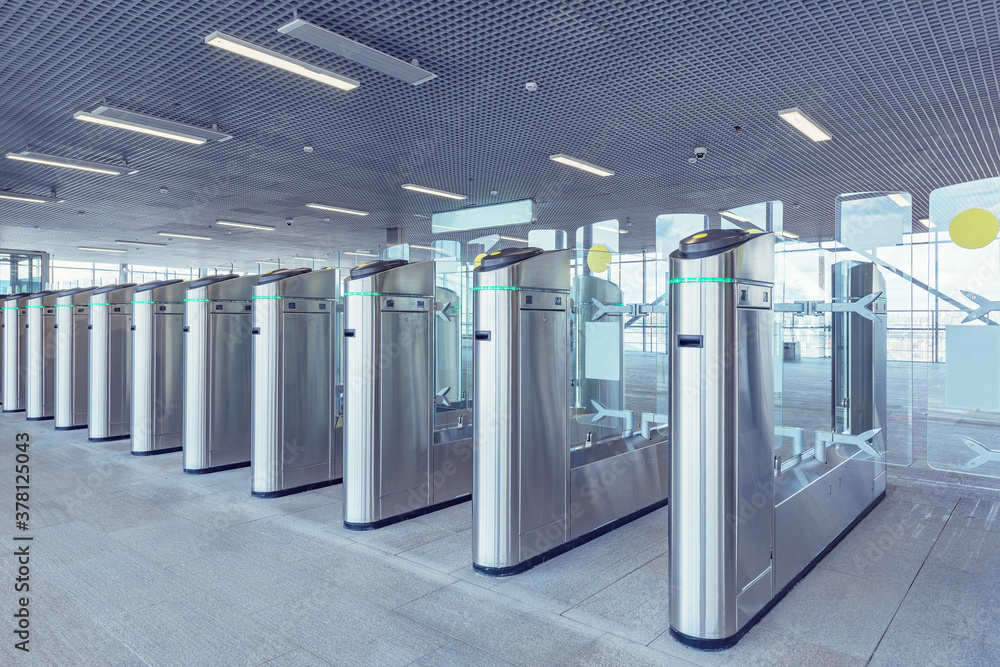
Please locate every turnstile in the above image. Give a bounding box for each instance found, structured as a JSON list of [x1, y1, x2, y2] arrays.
[[25, 291, 60, 420], [342, 260, 473, 528], [668, 230, 886, 649], [182, 274, 257, 473], [251, 268, 343, 497], [131, 279, 186, 456], [2, 293, 32, 413], [472, 248, 669, 576], [88, 283, 137, 442], [55, 287, 96, 430]]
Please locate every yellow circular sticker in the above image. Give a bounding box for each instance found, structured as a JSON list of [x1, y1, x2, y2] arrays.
[[950, 208, 999, 249], [692, 233, 708, 239], [473, 253, 486, 268], [587, 244, 612, 273]]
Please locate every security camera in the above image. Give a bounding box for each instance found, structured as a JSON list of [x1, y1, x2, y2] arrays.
[[694, 147, 707, 159]]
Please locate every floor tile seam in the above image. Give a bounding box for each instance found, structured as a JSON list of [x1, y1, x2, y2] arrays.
[[558, 606, 663, 646], [558, 561, 654, 618], [453, 573, 578, 616], [254, 647, 332, 666]]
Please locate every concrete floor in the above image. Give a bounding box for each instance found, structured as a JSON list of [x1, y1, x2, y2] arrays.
[[2, 413, 999, 666]]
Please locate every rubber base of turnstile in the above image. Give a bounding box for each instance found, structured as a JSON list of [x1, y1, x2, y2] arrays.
[[345, 493, 471, 531], [131, 446, 181, 456], [26, 416, 54, 421], [88, 434, 129, 442], [251, 477, 342, 499], [669, 490, 887, 651], [3, 409, 25, 413], [473, 497, 670, 577], [55, 425, 87, 431], [184, 461, 251, 475]]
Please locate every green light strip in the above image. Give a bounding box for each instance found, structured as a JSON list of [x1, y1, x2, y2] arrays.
[[472, 286, 519, 291], [2, 306, 18, 310], [343, 291, 381, 297], [132, 300, 155, 304], [26, 305, 43, 309], [251, 295, 282, 300], [183, 298, 211, 303], [668, 277, 736, 284], [54, 304, 76, 308]]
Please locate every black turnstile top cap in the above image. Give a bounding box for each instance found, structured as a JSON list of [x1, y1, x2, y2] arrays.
[[258, 267, 311, 285], [350, 259, 407, 280], [2, 292, 30, 300], [477, 247, 543, 272], [135, 279, 184, 293], [27, 290, 59, 299], [187, 274, 238, 289], [56, 286, 96, 297], [93, 283, 137, 295], [677, 229, 759, 257]]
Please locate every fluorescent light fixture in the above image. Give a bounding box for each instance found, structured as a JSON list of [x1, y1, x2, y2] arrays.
[[410, 245, 446, 253], [549, 154, 614, 177], [918, 218, 934, 228], [781, 230, 799, 239], [500, 235, 528, 243], [345, 251, 376, 256], [114, 240, 167, 247], [594, 226, 628, 234], [293, 257, 325, 262], [74, 106, 231, 144], [719, 210, 751, 223], [306, 203, 369, 216], [205, 31, 359, 91], [432, 199, 533, 233], [887, 193, 910, 207], [79, 246, 126, 253], [216, 220, 275, 231], [0, 191, 60, 204], [778, 107, 832, 142], [157, 232, 211, 241], [402, 184, 466, 200], [6, 151, 136, 175], [278, 19, 436, 85], [253, 260, 280, 265]]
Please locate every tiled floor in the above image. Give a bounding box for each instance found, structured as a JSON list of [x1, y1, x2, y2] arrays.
[[2, 414, 999, 666]]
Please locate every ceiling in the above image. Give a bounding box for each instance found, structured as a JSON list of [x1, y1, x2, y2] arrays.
[[1, 0, 998, 266]]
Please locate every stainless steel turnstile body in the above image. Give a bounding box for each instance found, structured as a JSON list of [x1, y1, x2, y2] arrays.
[[251, 268, 343, 497], [3, 294, 32, 413], [472, 248, 668, 576], [88, 284, 137, 442], [182, 274, 257, 473], [342, 261, 473, 527], [131, 280, 186, 456], [26, 291, 60, 421], [55, 287, 96, 430], [668, 230, 885, 650]]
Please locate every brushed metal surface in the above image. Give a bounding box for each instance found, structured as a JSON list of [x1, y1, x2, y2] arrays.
[[26, 293, 58, 420], [182, 274, 256, 471], [55, 288, 94, 429], [3, 296, 29, 412], [251, 269, 341, 494], [343, 284, 379, 524], [472, 250, 571, 570], [668, 232, 774, 642], [88, 285, 137, 440]]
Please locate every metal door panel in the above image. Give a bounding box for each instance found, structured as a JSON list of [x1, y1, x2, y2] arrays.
[[153, 313, 183, 441], [208, 313, 252, 452], [632, 440, 669, 509], [280, 311, 332, 470], [378, 310, 431, 499], [108, 313, 131, 433], [569, 453, 637, 540], [430, 437, 473, 503], [518, 308, 568, 537], [72, 313, 89, 423]]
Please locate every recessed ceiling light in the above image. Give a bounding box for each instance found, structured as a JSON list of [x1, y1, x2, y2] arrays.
[[781, 230, 799, 239], [306, 203, 369, 216], [887, 193, 910, 207], [74, 106, 231, 144], [216, 220, 275, 231], [157, 232, 211, 241], [114, 239, 167, 247], [720, 210, 751, 223], [278, 19, 436, 85], [918, 218, 934, 228], [79, 246, 126, 253], [401, 184, 466, 200], [410, 245, 446, 253], [204, 31, 359, 91], [6, 151, 136, 175], [549, 154, 614, 177], [777, 107, 832, 142], [0, 191, 61, 204], [500, 235, 528, 243]]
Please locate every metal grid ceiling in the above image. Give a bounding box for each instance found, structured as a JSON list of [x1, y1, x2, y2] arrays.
[[1, 0, 998, 266]]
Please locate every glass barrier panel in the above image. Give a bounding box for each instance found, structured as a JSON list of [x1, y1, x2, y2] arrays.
[[433, 242, 468, 429]]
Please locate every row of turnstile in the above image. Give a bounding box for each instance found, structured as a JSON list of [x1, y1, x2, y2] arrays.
[[0, 232, 888, 650]]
